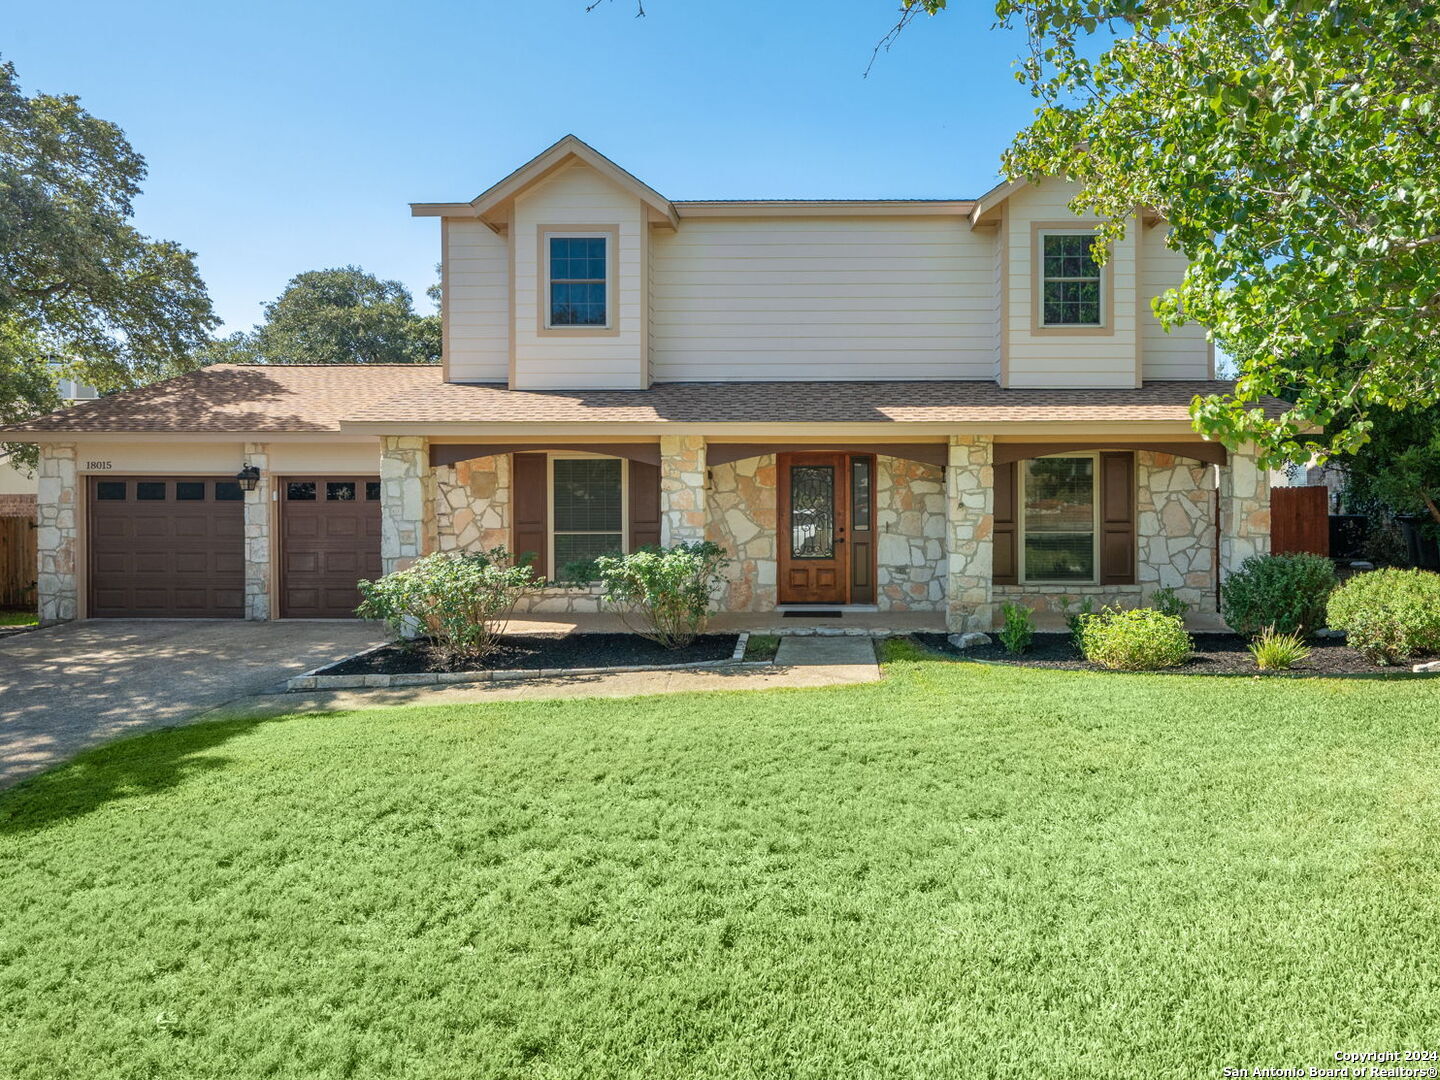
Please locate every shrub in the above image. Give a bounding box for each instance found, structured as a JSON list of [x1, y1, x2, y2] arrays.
[[1220, 552, 1338, 638], [356, 548, 538, 663], [1077, 607, 1191, 671], [595, 541, 730, 648], [997, 602, 1035, 654], [1326, 568, 1440, 665], [557, 558, 603, 586], [1150, 586, 1190, 621], [1248, 626, 1312, 671], [1058, 595, 1095, 651]]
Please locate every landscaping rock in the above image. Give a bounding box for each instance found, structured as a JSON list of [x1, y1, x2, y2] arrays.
[[948, 632, 993, 650]]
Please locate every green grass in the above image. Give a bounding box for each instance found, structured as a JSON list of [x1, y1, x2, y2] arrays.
[[3, 641, 1440, 1079], [0, 609, 37, 626], [743, 632, 780, 661]]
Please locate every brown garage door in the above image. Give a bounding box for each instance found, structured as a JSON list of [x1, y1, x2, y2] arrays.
[[280, 477, 382, 618], [88, 476, 245, 618]]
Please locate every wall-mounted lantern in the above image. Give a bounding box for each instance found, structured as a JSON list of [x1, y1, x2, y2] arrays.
[[235, 464, 262, 492]]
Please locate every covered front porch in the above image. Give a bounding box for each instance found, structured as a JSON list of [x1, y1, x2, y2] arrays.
[[376, 431, 1271, 633]]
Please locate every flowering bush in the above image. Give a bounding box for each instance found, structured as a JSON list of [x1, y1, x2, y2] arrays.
[[355, 549, 538, 663], [596, 542, 729, 648]]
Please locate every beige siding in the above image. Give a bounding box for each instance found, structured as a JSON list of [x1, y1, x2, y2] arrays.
[[650, 217, 995, 382], [512, 163, 647, 390], [1141, 225, 1211, 380], [444, 219, 509, 383], [988, 222, 1005, 381], [1003, 179, 1139, 389]]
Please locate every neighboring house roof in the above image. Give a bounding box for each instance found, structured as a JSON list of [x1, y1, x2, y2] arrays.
[[0, 365, 1284, 437], [0, 365, 441, 435]]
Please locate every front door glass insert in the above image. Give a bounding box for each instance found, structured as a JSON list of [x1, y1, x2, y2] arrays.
[[790, 465, 835, 559]]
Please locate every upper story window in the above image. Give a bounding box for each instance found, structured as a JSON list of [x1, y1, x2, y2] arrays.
[[1040, 232, 1103, 327], [547, 235, 609, 328]]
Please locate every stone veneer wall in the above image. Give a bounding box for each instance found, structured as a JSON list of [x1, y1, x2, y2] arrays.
[[660, 435, 707, 545], [1221, 443, 1271, 575], [36, 443, 77, 625], [433, 455, 510, 554], [992, 450, 1220, 615], [946, 435, 995, 632], [876, 456, 947, 612], [379, 436, 432, 576], [706, 454, 777, 612], [242, 442, 272, 620]]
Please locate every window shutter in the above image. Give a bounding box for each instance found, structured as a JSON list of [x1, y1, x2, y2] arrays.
[[512, 452, 548, 580], [628, 459, 661, 551], [1099, 451, 1136, 585], [993, 461, 1018, 586]]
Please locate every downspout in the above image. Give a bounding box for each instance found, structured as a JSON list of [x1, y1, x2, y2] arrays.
[[1213, 464, 1222, 612]]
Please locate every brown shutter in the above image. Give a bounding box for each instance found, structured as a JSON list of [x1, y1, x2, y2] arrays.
[[1099, 451, 1136, 585], [628, 459, 661, 551], [993, 461, 1018, 585], [512, 452, 548, 579]]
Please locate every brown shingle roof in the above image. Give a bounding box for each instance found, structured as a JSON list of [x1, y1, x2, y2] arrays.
[[1, 364, 442, 434], [0, 364, 1284, 434], [343, 378, 1283, 426]]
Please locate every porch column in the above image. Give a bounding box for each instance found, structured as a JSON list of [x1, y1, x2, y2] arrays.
[[945, 434, 994, 632], [242, 442, 272, 620], [659, 435, 707, 546], [380, 436, 434, 575], [36, 442, 77, 625], [1219, 442, 1271, 577]]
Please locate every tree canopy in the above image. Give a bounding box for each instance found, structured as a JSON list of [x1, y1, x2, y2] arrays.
[[212, 267, 440, 366], [0, 59, 216, 467], [898, 0, 1440, 466]]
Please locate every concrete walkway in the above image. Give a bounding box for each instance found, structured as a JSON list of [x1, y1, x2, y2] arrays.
[[222, 634, 884, 719], [0, 619, 383, 789]]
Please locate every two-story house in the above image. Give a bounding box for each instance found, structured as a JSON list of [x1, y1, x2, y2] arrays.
[[3, 136, 1277, 629]]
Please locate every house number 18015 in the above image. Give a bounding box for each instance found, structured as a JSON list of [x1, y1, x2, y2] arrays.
[[86, 461, 113, 470]]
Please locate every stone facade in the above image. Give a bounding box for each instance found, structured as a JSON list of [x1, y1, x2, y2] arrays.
[[995, 450, 1221, 615], [242, 442, 272, 620], [1221, 443, 1271, 577], [660, 435, 707, 545], [434, 455, 510, 554], [706, 454, 778, 612], [36, 443, 77, 625], [876, 455, 947, 612], [380, 436, 432, 575], [945, 435, 995, 631]]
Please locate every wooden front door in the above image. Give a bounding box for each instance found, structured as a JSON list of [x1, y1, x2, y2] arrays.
[[779, 453, 850, 604]]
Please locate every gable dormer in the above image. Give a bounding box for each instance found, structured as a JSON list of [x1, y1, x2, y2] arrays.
[[414, 136, 675, 391]]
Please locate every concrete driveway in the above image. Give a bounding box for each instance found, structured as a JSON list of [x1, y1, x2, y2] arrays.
[[0, 620, 383, 790]]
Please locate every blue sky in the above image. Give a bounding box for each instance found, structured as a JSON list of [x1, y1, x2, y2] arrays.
[[8, 0, 1039, 334]]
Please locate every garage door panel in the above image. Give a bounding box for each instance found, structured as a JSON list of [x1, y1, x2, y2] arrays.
[[280, 476, 381, 619], [88, 477, 244, 618]]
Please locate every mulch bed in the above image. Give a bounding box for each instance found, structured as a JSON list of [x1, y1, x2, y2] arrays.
[[913, 632, 1434, 677], [319, 633, 740, 676]]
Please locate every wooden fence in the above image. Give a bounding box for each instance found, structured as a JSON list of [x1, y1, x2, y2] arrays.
[[0, 516, 37, 608], [1271, 486, 1330, 557]]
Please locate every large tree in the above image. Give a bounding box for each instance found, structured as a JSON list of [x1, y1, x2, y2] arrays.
[[0, 59, 216, 467], [213, 267, 439, 366], [895, 0, 1440, 466]]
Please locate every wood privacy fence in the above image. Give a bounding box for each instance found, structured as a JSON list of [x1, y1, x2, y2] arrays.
[[0, 516, 37, 608], [1271, 486, 1330, 557]]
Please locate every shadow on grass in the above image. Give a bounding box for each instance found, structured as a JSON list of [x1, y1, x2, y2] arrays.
[[0, 715, 271, 836]]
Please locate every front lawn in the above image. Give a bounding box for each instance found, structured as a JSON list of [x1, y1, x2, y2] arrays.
[[3, 643, 1439, 1078], [0, 609, 37, 626]]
